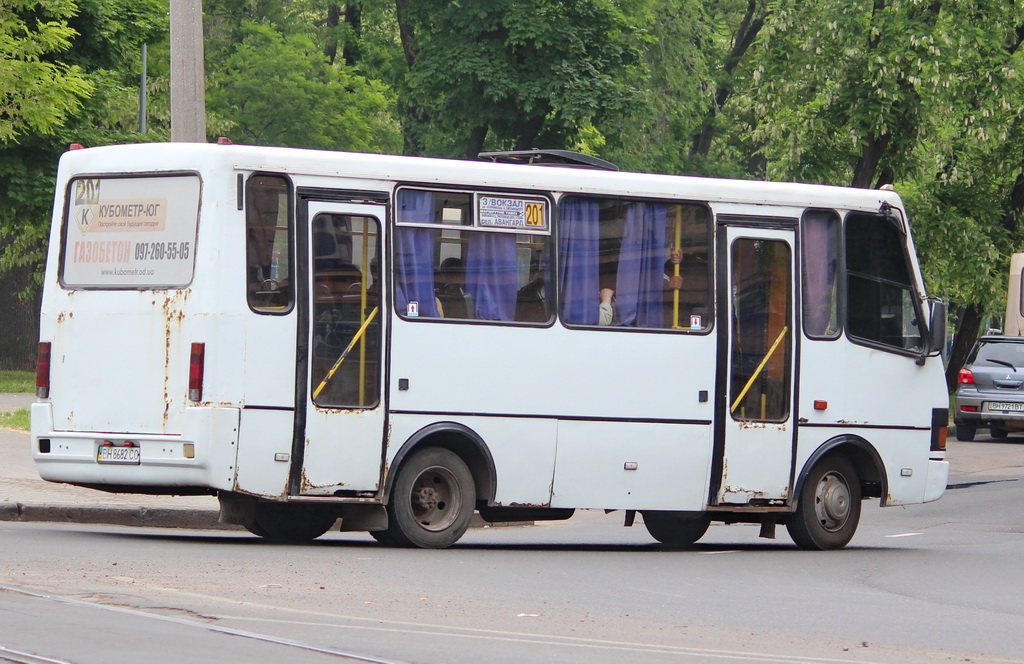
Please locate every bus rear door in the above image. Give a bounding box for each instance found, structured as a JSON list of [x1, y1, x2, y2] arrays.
[[294, 199, 387, 496]]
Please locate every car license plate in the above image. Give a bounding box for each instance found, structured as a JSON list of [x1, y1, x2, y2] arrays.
[[986, 402, 1024, 412], [97, 445, 141, 464]]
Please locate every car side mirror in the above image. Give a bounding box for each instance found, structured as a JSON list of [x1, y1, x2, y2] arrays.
[[927, 300, 947, 357]]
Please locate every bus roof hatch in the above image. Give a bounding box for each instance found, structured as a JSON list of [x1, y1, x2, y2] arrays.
[[478, 149, 618, 171]]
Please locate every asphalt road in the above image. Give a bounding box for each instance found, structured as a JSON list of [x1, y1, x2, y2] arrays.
[[2, 404, 1023, 663], [2, 455, 1023, 664]]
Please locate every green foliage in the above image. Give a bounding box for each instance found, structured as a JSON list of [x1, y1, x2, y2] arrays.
[[0, 0, 94, 141], [401, 0, 645, 156], [206, 21, 401, 152]]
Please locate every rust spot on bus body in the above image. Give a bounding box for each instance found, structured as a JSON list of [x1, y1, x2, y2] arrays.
[[160, 289, 192, 430]]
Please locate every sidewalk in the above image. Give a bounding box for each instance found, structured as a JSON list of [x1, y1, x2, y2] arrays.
[[2, 393, 1022, 531]]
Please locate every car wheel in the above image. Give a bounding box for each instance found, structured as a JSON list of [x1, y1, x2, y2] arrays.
[[642, 512, 710, 546], [955, 424, 977, 442], [379, 447, 476, 549], [786, 454, 861, 550], [989, 425, 1009, 440]]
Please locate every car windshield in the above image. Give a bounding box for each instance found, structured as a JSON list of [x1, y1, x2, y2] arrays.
[[973, 341, 1024, 367]]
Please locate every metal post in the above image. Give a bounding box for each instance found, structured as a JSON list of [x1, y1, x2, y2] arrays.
[[170, 0, 207, 142], [139, 43, 148, 134]]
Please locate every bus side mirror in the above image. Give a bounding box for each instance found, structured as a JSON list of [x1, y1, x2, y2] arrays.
[[927, 300, 946, 357]]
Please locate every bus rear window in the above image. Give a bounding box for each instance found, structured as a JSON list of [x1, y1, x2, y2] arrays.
[[61, 175, 201, 289]]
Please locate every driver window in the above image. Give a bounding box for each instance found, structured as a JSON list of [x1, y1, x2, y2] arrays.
[[245, 175, 292, 312]]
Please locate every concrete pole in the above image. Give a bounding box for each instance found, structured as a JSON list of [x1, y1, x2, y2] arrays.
[[170, 0, 207, 142]]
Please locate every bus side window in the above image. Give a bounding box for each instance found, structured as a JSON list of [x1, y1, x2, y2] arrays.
[[801, 209, 842, 339], [559, 197, 710, 330], [394, 188, 553, 325], [845, 213, 923, 352], [246, 175, 292, 312]]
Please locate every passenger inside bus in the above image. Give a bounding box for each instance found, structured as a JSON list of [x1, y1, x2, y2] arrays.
[[435, 257, 474, 319]]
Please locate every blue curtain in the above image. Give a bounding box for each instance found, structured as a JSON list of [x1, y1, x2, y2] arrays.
[[802, 210, 840, 337], [615, 203, 667, 327], [559, 198, 601, 325], [466, 232, 518, 321], [395, 190, 439, 317]]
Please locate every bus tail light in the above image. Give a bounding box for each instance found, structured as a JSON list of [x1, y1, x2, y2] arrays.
[[931, 408, 948, 452], [958, 368, 975, 384], [189, 343, 205, 402], [36, 342, 51, 398]]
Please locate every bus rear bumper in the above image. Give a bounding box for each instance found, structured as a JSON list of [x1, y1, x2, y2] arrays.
[[30, 403, 239, 493]]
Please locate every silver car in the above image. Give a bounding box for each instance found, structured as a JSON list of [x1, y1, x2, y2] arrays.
[[954, 335, 1024, 441]]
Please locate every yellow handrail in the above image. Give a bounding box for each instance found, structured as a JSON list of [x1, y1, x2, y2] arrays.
[[313, 306, 380, 401], [730, 326, 788, 414]]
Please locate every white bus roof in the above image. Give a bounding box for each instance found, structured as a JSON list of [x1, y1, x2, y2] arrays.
[[58, 142, 904, 214]]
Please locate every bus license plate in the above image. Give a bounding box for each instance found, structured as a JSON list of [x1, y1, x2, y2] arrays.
[[986, 402, 1024, 412], [97, 445, 141, 464]]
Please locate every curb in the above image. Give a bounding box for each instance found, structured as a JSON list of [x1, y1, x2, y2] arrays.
[[0, 503, 237, 530], [0, 504, 518, 531]]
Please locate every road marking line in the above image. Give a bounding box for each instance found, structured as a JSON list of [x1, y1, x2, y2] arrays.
[[884, 532, 922, 538]]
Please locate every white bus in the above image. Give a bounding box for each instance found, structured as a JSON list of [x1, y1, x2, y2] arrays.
[[32, 143, 949, 550]]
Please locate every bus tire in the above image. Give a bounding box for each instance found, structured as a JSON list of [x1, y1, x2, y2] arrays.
[[381, 447, 476, 549], [642, 512, 710, 547], [954, 424, 976, 442], [786, 454, 861, 550], [246, 503, 337, 543]]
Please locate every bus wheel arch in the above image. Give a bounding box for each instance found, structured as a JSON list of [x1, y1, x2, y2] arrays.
[[797, 435, 887, 504], [788, 436, 883, 550], [385, 422, 496, 507]]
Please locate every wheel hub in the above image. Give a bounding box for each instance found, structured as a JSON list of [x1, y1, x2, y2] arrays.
[[814, 471, 851, 532], [409, 467, 458, 530]]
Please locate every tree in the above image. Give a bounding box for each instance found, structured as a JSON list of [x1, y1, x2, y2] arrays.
[[603, 0, 771, 178], [0, 0, 93, 142], [205, 21, 401, 152], [203, 1, 402, 153], [395, 0, 644, 158]]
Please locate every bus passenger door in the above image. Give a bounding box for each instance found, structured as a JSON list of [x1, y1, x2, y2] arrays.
[[296, 201, 386, 496], [712, 225, 797, 505]]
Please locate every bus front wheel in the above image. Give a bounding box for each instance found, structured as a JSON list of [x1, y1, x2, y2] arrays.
[[642, 512, 710, 546], [786, 454, 861, 550], [380, 447, 476, 549]]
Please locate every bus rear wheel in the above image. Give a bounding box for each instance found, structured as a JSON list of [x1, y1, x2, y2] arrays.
[[380, 447, 476, 549], [245, 503, 337, 543], [786, 454, 861, 550], [642, 512, 710, 546]]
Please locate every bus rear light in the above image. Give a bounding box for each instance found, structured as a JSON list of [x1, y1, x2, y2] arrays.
[[931, 408, 949, 452], [189, 343, 205, 402], [958, 368, 975, 384], [36, 342, 51, 398]]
